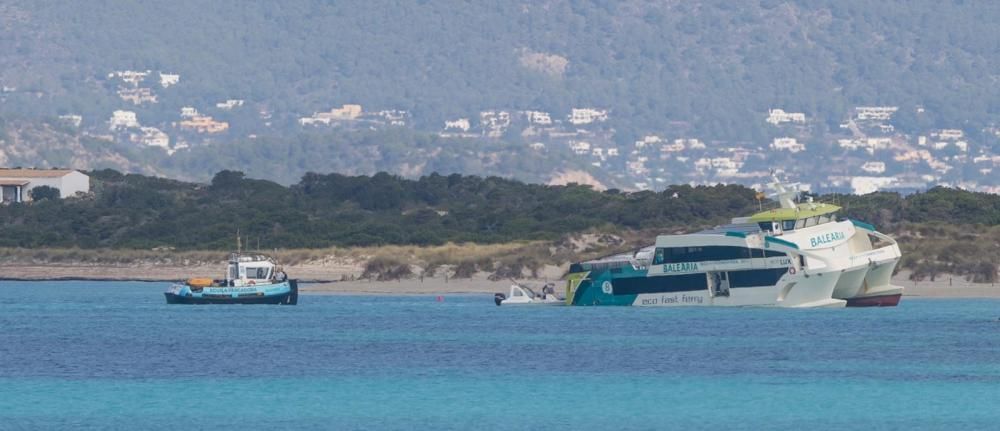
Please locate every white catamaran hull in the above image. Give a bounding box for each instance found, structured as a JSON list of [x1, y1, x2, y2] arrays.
[[776, 221, 904, 307], [627, 272, 844, 308]]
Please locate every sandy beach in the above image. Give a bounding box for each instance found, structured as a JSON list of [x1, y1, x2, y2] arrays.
[[0, 261, 361, 283], [2, 264, 998, 298], [0, 263, 546, 295], [303, 275, 1000, 298], [302, 276, 516, 295], [892, 271, 1000, 298]]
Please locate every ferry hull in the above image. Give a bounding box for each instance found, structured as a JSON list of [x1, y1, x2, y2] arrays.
[[830, 263, 904, 307], [567, 267, 844, 308], [862, 259, 899, 292], [845, 256, 902, 307], [831, 266, 869, 300], [786, 221, 904, 307]]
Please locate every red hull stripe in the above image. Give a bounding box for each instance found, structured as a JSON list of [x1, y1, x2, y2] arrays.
[[845, 293, 902, 307]]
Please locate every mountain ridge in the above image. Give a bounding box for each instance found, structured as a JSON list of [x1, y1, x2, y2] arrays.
[[3, 1, 998, 136], [1, 1, 999, 190]]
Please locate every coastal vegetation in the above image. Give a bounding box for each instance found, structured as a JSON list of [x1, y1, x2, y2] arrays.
[[0, 169, 758, 249], [1, 170, 998, 282]]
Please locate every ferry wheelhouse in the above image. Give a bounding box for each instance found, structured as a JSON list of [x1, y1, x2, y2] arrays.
[[164, 253, 298, 305]]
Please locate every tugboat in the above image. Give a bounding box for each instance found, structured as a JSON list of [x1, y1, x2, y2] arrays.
[[164, 252, 298, 305]]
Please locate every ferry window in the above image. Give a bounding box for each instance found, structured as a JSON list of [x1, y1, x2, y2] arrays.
[[782, 220, 796, 231], [805, 217, 817, 227], [869, 234, 892, 249], [818, 215, 830, 224], [229, 266, 238, 280], [795, 219, 806, 229], [658, 246, 752, 263], [758, 222, 773, 232], [653, 248, 666, 265]]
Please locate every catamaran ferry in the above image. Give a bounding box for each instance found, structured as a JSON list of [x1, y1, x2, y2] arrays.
[[562, 177, 903, 307]]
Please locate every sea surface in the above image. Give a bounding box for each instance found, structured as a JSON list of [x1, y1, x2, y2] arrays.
[[1, 281, 998, 430]]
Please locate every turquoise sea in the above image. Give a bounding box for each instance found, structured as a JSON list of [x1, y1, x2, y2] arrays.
[[1, 281, 998, 430]]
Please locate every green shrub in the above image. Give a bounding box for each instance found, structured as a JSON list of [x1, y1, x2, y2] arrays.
[[361, 256, 412, 281], [30, 186, 60, 201]]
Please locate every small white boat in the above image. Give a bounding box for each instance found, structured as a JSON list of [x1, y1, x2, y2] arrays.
[[494, 282, 564, 306]]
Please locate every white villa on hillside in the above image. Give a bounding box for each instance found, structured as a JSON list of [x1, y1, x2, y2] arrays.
[[0, 169, 90, 203], [109, 110, 139, 131], [299, 104, 363, 125], [216, 99, 245, 110], [766, 109, 805, 125], [159, 73, 180, 88], [855, 106, 898, 121], [771, 137, 805, 153], [180, 106, 199, 118], [479, 110, 511, 137], [851, 176, 897, 195], [523, 110, 553, 126], [444, 118, 471, 132], [861, 161, 887, 174], [568, 108, 608, 125]]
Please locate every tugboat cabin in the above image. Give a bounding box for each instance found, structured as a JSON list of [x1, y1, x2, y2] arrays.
[[227, 253, 280, 287]]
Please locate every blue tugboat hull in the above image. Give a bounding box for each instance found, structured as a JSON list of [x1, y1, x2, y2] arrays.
[[164, 280, 298, 305]]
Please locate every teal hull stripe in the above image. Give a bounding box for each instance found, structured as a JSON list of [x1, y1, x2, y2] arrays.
[[571, 268, 789, 305], [850, 219, 877, 232], [765, 236, 799, 249]]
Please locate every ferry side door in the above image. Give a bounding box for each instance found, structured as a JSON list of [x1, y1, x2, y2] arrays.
[[707, 272, 731, 298]]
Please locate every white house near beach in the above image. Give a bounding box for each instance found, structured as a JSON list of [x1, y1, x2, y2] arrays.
[[0, 168, 90, 203]]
